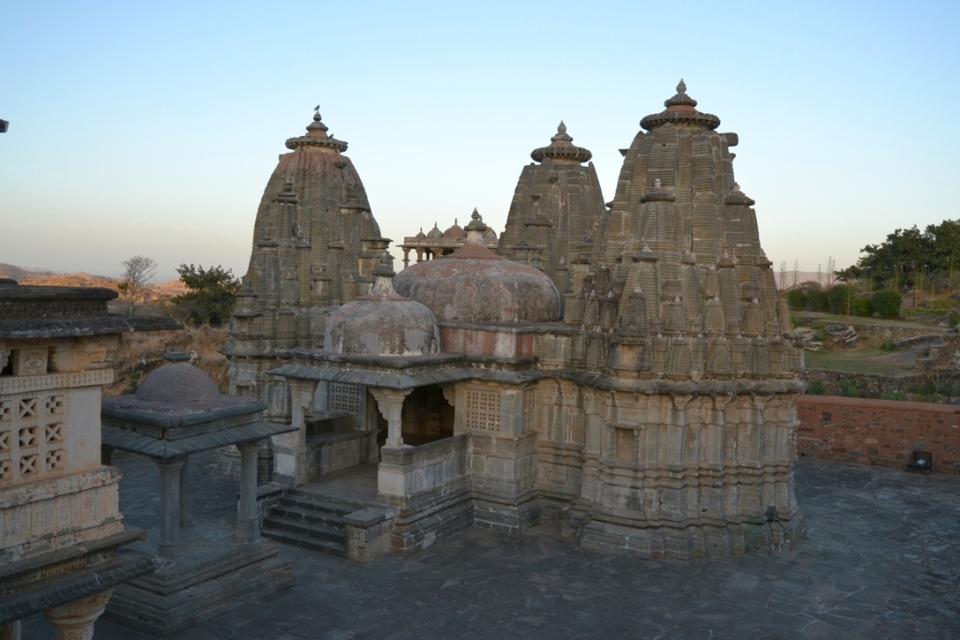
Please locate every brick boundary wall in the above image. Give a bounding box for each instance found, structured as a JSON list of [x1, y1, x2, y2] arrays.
[[797, 395, 960, 473]]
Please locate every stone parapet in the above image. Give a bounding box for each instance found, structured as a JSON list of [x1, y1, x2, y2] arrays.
[[797, 395, 960, 472]]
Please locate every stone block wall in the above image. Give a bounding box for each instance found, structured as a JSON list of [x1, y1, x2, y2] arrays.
[[797, 396, 960, 473]]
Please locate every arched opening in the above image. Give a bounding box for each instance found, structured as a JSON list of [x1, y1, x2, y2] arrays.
[[400, 384, 454, 446]]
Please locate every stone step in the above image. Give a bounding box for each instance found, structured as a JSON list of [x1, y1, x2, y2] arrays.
[[268, 504, 345, 529], [260, 529, 347, 557], [262, 518, 344, 544], [286, 487, 368, 507], [279, 494, 363, 516]]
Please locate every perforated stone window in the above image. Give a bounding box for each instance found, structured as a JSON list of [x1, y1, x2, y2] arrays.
[[45, 395, 65, 415], [465, 389, 501, 432], [20, 454, 38, 476], [45, 422, 63, 444], [46, 448, 66, 470], [19, 426, 38, 448], [2, 390, 71, 483], [19, 398, 38, 419], [328, 382, 362, 414]]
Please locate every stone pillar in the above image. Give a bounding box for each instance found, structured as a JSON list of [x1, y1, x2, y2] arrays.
[[179, 457, 193, 527], [43, 589, 114, 640], [235, 441, 261, 544], [402, 247, 410, 268], [157, 458, 185, 559], [370, 388, 411, 446], [274, 379, 315, 485], [0, 621, 20, 640]]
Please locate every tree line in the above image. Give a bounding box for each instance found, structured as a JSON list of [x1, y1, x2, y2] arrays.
[[120, 257, 240, 326], [837, 219, 960, 291]]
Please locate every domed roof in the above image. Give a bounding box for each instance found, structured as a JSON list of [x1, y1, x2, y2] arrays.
[[415, 227, 427, 241], [394, 210, 561, 323], [443, 219, 466, 239], [427, 223, 442, 239], [481, 227, 497, 240], [135, 362, 221, 404], [324, 255, 440, 357]]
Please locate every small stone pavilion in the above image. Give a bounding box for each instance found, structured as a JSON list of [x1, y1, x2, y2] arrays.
[[99, 361, 295, 636], [398, 218, 498, 267], [0, 281, 177, 639], [233, 82, 806, 562]]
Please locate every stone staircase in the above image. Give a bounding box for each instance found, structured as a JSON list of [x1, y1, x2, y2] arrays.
[[261, 488, 367, 558]]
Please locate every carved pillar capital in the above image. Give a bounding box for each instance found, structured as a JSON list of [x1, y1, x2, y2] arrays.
[[370, 387, 412, 446], [44, 589, 114, 640]]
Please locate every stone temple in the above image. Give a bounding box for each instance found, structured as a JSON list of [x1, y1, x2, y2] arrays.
[[228, 81, 805, 561]]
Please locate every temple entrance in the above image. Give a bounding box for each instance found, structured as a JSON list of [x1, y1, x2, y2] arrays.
[[401, 384, 454, 446]]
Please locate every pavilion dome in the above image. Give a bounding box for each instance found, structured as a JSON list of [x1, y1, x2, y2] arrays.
[[135, 362, 222, 404], [443, 220, 466, 239], [426, 223, 443, 240], [394, 210, 561, 323], [323, 255, 440, 357]]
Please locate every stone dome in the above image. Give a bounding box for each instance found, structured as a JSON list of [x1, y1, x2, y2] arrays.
[[135, 362, 222, 404], [426, 223, 442, 240], [324, 255, 440, 357], [394, 210, 562, 323], [443, 220, 466, 239]]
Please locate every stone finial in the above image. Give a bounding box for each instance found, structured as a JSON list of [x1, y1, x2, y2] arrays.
[[372, 252, 396, 279], [285, 108, 349, 152], [552, 121, 573, 143], [641, 80, 719, 131], [464, 208, 488, 245], [531, 121, 592, 163]]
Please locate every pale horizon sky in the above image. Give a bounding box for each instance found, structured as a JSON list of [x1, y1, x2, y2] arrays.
[[2, 1, 958, 283]]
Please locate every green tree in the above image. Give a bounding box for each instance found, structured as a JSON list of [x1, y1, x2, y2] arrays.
[[173, 264, 240, 326], [870, 290, 902, 319]]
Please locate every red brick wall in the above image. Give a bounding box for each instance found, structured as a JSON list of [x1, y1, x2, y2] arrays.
[[797, 396, 960, 473]]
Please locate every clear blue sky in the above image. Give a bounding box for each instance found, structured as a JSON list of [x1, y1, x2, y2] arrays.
[[2, 0, 958, 283]]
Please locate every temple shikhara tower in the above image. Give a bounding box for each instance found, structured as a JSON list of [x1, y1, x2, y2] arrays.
[[225, 111, 388, 421], [230, 84, 805, 563], [498, 122, 607, 294]]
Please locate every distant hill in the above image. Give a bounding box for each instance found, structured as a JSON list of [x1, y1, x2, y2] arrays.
[[0, 263, 55, 281], [0, 263, 186, 296]]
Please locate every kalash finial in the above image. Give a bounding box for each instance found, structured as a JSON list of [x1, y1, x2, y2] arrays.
[[464, 208, 488, 245], [677, 79, 686, 93], [372, 251, 396, 279], [551, 120, 573, 144]]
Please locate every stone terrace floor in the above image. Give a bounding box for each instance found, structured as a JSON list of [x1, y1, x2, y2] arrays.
[[21, 454, 960, 639]]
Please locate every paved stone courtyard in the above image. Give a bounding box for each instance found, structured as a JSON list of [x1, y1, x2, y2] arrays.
[[21, 454, 960, 639]]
